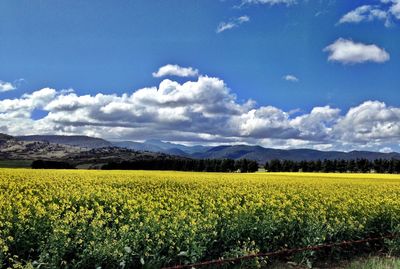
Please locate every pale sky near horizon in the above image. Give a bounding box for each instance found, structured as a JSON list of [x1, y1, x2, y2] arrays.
[[1, 0, 400, 152]]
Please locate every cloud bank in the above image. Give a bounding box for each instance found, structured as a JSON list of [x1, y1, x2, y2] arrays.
[[1, 68, 399, 152]]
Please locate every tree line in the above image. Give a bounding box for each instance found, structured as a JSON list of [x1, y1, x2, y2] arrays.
[[101, 158, 259, 172], [31, 158, 400, 174], [31, 160, 75, 169], [265, 158, 400, 173]]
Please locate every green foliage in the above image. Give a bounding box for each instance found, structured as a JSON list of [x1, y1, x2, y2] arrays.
[[0, 160, 32, 168], [265, 158, 400, 173], [345, 256, 400, 269]]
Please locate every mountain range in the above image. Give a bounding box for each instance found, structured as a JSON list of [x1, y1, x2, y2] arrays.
[[0, 134, 181, 168], [18, 135, 112, 148], [8, 133, 400, 163]]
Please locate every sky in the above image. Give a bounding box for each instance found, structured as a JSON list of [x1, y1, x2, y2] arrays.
[[1, 0, 400, 152]]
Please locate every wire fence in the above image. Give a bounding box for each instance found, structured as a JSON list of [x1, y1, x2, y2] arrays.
[[162, 233, 398, 269]]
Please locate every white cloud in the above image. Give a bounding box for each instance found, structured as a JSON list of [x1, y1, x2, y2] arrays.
[[291, 106, 340, 141], [390, 0, 400, 19], [232, 106, 298, 138], [237, 16, 250, 23], [333, 101, 400, 143], [338, 5, 388, 25], [338, 1, 400, 26], [0, 88, 57, 135], [216, 15, 250, 33], [152, 64, 199, 78], [380, 147, 393, 153], [216, 22, 236, 33], [324, 38, 390, 64], [283, 74, 299, 82], [0, 81, 16, 92], [0, 88, 56, 114], [1, 71, 400, 152]]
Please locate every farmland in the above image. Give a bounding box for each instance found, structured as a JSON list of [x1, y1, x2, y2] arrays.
[[0, 169, 399, 268]]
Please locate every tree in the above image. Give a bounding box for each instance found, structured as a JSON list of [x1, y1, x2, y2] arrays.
[[247, 160, 259, 172]]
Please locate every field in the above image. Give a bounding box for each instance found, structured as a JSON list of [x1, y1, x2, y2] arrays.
[[0, 160, 32, 169], [0, 169, 400, 268]]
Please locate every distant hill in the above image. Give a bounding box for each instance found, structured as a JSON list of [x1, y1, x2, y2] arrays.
[[112, 141, 165, 153], [0, 133, 189, 168], [3, 133, 400, 165], [1, 133, 83, 160], [192, 145, 400, 163], [17, 135, 112, 149], [143, 139, 210, 154], [112, 139, 209, 156], [0, 133, 14, 141], [117, 140, 400, 163]]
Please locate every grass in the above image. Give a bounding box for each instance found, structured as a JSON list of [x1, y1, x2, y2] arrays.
[[0, 160, 31, 168], [269, 256, 400, 268], [345, 256, 400, 269]]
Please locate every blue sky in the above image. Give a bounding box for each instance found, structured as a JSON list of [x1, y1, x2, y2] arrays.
[[1, 0, 400, 152]]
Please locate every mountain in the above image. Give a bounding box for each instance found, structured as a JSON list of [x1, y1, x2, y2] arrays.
[[17, 135, 112, 148], [114, 140, 400, 163], [112, 141, 165, 153], [1, 133, 83, 160], [143, 139, 210, 154], [192, 145, 400, 163], [112, 139, 209, 156], [4, 133, 400, 165], [0, 133, 14, 141], [0, 133, 185, 169]]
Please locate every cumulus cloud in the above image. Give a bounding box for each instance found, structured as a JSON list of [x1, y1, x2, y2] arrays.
[[0, 88, 57, 135], [231, 106, 299, 139], [291, 106, 341, 141], [333, 101, 400, 143], [0, 81, 17, 92], [283, 74, 299, 82], [0, 88, 56, 114], [216, 15, 250, 33], [1, 72, 400, 152], [324, 38, 390, 64], [152, 64, 199, 78]]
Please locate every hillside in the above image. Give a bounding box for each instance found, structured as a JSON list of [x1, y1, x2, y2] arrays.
[[0, 133, 14, 141], [113, 140, 400, 163], [192, 145, 400, 163], [112, 139, 208, 156], [3, 133, 400, 165], [0, 134, 83, 160], [112, 141, 165, 153], [17, 135, 112, 149], [0, 133, 183, 168]]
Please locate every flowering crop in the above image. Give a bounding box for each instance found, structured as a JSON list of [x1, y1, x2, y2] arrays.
[[0, 169, 399, 268]]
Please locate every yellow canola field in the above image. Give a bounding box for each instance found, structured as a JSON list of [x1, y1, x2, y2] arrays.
[[0, 169, 400, 268]]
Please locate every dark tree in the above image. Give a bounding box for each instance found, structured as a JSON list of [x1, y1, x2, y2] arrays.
[[31, 160, 75, 169]]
